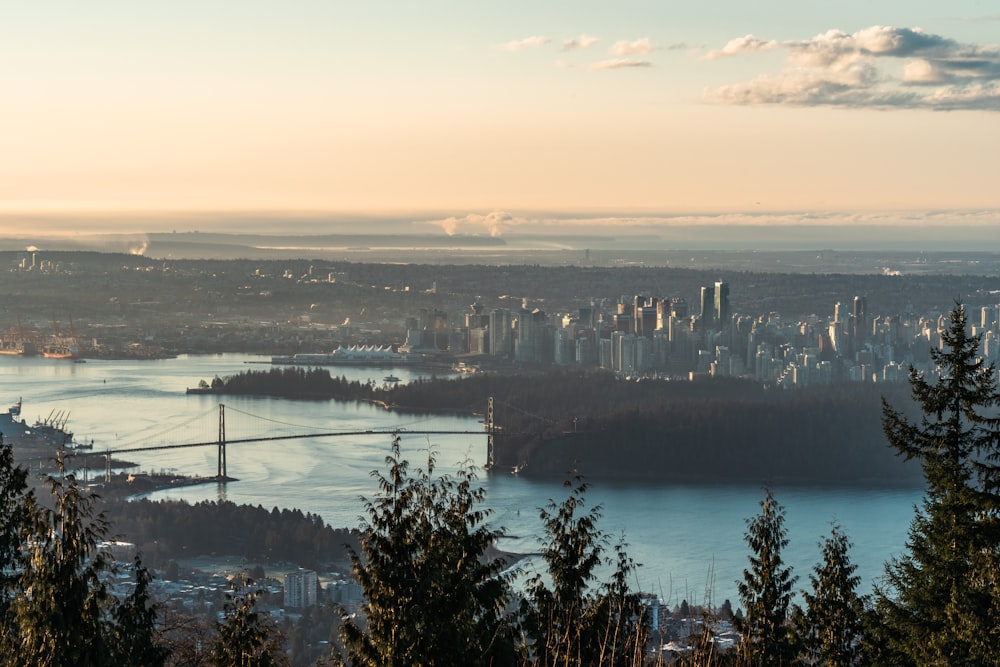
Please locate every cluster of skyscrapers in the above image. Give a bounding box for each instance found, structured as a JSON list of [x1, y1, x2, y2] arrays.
[[397, 283, 999, 388]]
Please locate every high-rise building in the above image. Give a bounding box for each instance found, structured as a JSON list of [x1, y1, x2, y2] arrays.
[[656, 300, 669, 332], [633, 295, 644, 334], [670, 297, 688, 319], [576, 332, 598, 365], [613, 313, 633, 334], [466, 301, 489, 354], [416, 308, 449, 350], [465, 301, 489, 329], [715, 345, 731, 376], [285, 569, 318, 608], [489, 309, 512, 359], [638, 303, 658, 338], [853, 296, 867, 344], [700, 286, 715, 329], [982, 305, 997, 329], [554, 327, 574, 365], [984, 330, 999, 360], [515, 303, 548, 364], [612, 331, 640, 375], [714, 281, 730, 325], [468, 328, 488, 354]]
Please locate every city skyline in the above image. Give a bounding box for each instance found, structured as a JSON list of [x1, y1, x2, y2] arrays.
[[3, 1, 1000, 236]]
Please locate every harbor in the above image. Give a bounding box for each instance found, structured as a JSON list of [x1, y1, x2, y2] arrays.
[[0, 353, 921, 606]]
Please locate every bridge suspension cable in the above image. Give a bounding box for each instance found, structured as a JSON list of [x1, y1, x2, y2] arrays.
[[114, 404, 220, 450], [102, 398, 501, 482], [494, 399, 557, 426]]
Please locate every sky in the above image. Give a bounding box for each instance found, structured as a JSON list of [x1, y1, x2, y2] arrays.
[[2, 1, 1000, 235]]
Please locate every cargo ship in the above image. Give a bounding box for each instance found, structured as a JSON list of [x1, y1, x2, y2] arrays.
[[40, 343, 77, 359], [0, 399, 75, 446], [31, 409, 74, 446], [0, 399, 30, 439], [0, 338, 37, 356], [1, 314, 77, 358]]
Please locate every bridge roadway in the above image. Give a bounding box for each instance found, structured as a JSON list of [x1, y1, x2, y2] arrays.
[[99, 400, 500, 481], [105, 429, 486, 456], [102, 427, 496, 482]]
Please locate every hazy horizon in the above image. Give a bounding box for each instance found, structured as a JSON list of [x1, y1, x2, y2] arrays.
[[1, 207, 999, 237], [2, 209, 1000, 259]]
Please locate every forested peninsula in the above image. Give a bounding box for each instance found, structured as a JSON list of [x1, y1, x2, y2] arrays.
[[197, 367, 922, 485], [104, 498, 361, 571]]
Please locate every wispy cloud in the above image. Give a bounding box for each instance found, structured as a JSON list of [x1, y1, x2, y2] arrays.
[[562, 34, 599, 51], [424, 210, 1000, 236], [590, 58, 652, 70], [704, 25, 1000, 111], [499, 33, 665, 71], [703, 35, 779, 60], [610, 38, 653, 56], [501, 36, 550, 52]]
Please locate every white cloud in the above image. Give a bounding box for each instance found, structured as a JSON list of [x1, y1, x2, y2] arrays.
[[703, 35, 779, 60], [501, 36, 550, 52], [562, 34, 599, 51], [704, 25, 1000, 110], [903, 58, 947, 84], [590, 58, 652, 70], [921, 82, 1000, 111], [851, 25, 956, 56], [610, 38, 653, 57]]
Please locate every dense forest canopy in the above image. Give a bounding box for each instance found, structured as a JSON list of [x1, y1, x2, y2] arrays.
[[104, 498, 360, 571], [205, 367, 922, 484]]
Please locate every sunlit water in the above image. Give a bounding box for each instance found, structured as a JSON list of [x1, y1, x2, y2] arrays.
[[0, 354, 921, 606]]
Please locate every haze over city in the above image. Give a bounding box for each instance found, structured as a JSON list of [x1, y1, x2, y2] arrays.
[[2, 1, 999, 246]]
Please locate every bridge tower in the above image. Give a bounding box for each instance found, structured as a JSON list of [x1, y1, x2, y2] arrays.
[[217, 404, 227, 480], [485, 396, 495, 470]]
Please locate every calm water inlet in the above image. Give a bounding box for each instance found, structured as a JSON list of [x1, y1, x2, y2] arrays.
[[0, 354, 921, 607]]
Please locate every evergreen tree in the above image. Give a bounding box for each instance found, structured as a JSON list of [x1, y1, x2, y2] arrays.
[[111, 555, 170, 667], [157, 609, 215, 667], [798, 524, 866, 667], [589, 537, 647, 667], [338, 436, 514, 667], [877, 303, 1000, 665], [0, 435, 32, 624], [736, 487, 797, 667], [210, 572, 287, 667], [520, 477, 646, 667], [1, 454, 172, 666], [4, 458, 114, 666]]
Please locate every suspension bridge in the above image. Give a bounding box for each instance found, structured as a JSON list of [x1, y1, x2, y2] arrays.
[[98, 398, 501, 483]]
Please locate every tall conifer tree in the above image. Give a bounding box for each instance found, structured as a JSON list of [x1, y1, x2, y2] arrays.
[[520, 477, 646, 667], [5, 459, 113, 666], [0, 435, 31, 623], [211, 572, 287, 667], [878, 302, 1000, 664], [736, 487, 797, 667], [338, 436, 513, 667], [111, 555, 170, 667], [799, 525, 866, 667]]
